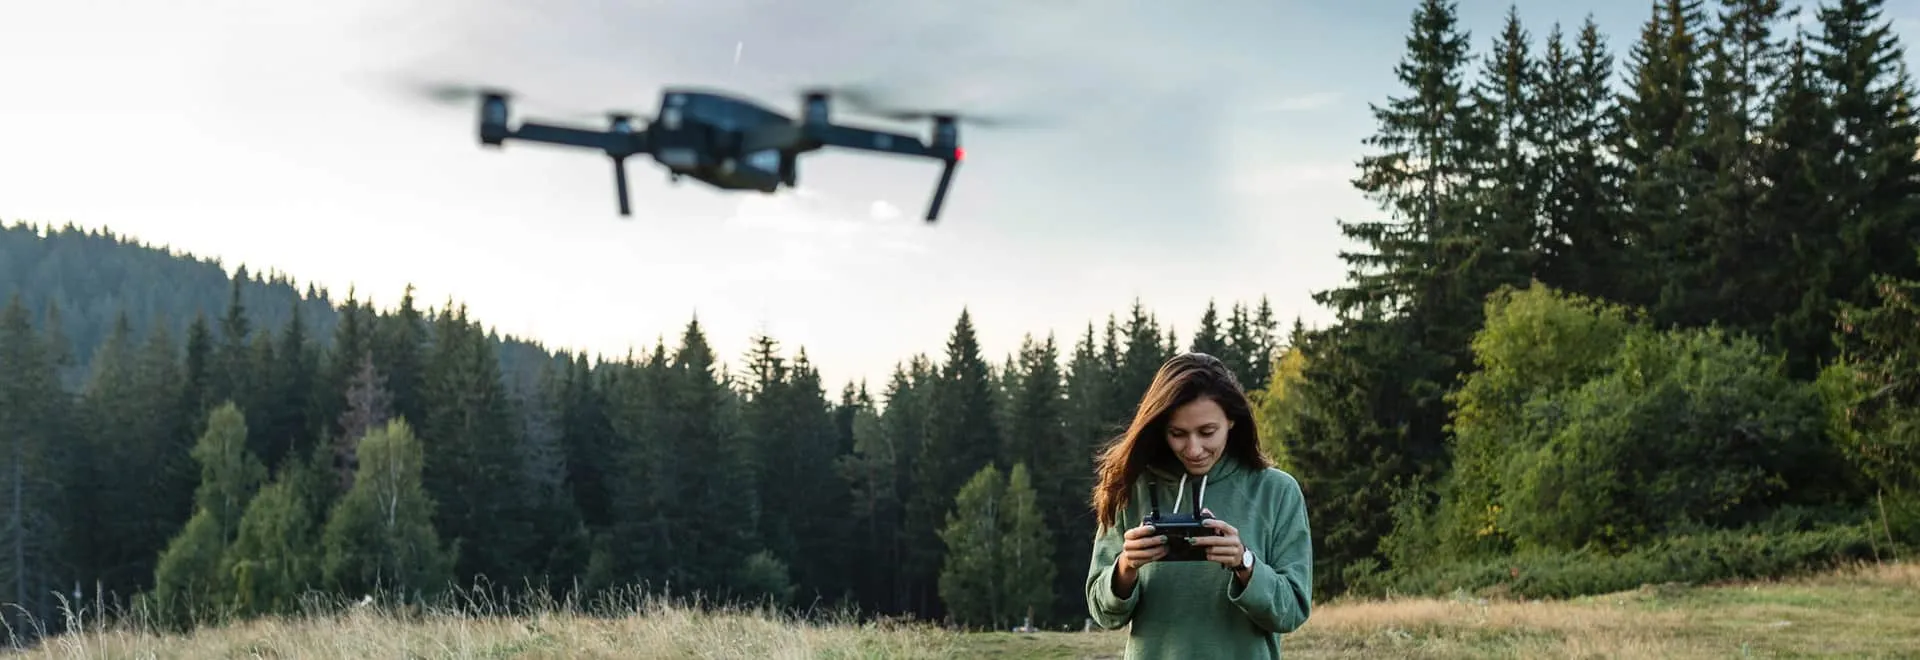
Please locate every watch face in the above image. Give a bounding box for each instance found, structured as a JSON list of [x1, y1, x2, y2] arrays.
[[1241, 549, 1253, 568]]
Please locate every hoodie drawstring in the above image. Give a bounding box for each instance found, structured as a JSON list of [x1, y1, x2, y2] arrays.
[[1168, 472, 1210, 514]]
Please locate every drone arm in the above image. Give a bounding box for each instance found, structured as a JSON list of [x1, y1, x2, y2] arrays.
[[807, 125, 941, 159], [807, 124, 962, 222], [508, 122, 649, 158], [495, 120, 648, 217]]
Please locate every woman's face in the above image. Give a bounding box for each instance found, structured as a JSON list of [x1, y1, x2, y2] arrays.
[[1164, 396, 1233, 475]]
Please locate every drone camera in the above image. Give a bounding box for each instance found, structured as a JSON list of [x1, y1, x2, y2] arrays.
[[803, 92, 830, 126], [478, 93, 511, 146]]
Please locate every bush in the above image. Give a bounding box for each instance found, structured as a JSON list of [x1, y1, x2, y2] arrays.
[[1355, 517, 1880, 600], [1403, 283, 1844, 562]]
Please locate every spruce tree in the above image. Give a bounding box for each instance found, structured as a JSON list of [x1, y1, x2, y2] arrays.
[[906, 310, 1001, 619], [1535, 17, 1627, 299], [0, 295, 72, 638]]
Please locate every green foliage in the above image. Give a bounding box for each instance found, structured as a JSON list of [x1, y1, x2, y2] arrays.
[[997, 464, 1055, 630], [222, 464, 323, 617], [937, 463, 1053, 631], [937, 464, 1004, 629], [731, 550, 797, 607], [1358, 517, 1879, 600], [1821, 257, 1920, 546], [151, 402, 267, 628], [1421, 283, 1637, 558], [1497, 324, 1829, 551], [1249, 341, 1307, 472], [0, 295, 75, 642], [1275, 0, 1920, 602], [319, 419, 453, 601], [1405, 283, 1840, 565]]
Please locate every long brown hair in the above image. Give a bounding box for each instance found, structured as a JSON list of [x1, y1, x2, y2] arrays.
[[1091, 352, 1269, 531]]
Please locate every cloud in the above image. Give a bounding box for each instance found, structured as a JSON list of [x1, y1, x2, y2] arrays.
[[710, 186, 929, 287], [1229, 162, 1355, 196], [1254, 91, 1343, 113]]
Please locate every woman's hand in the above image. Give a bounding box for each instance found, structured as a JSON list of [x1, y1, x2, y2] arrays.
[[1118, 523, 1168, 574], [1110, 523, 1166, 599], [1194, 508, 1253, 583]]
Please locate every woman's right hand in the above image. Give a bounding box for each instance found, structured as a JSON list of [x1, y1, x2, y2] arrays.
[[1118, 524, 1168, 575], [1111, 524, 1166, 599]]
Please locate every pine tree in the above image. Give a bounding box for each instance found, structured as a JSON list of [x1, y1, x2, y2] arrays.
[[0, 295, 72, 640], [664, 317, 762, 598], [1683, 0, 1794, 333], [1465, 5, 1546, 288], [264, 303, 317, 469], [1191, 300, 1229, 359], [906, 309, 1001, 619], [1761, 34, 1848, 376], [874, 355, 934, 613], [1810, 0, 1920, 353], [551, 352, 616, 531], [834, 391, 896, 608], [1612, 0, 1709, 314], [1535, 17, 1627, 299], [373, 286, 428, 425], [1292, 0, 1488, 592]]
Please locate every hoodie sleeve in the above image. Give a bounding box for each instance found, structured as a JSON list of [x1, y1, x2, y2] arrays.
[[1085, 519, 1139, 629], [1226, 471, 1313, 634]]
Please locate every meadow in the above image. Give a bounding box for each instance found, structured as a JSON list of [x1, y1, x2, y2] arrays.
[[13, 561, 1915, 659]]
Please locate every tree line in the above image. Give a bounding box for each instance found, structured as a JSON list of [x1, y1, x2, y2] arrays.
[[1, 0, 1917, 645], [0, 236, 1291, 640], [1279, 0, 1919, 597]]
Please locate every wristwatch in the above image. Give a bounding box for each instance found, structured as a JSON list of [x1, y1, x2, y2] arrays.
[[1240, 548, 1254, 570]]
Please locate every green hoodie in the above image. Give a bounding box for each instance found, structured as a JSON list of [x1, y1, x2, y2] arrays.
[[1084, 454, 1313, 659]]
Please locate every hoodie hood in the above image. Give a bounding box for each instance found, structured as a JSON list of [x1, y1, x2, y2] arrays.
[[1142, 450, 1250, 484], [1139, 452, 1252, 516]]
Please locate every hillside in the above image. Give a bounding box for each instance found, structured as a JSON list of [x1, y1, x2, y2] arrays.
[[17, 562, 1918, 659], [0, 221, 561, 389]]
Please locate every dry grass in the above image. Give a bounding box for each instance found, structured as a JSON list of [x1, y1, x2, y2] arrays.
[[10, 561, 1918, 659]]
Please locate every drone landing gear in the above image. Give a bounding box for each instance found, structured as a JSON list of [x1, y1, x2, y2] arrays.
[[611, 156, 632, 216], [925, 158, 958, 222]]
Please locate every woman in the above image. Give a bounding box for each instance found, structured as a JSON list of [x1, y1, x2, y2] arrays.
[[1084, 352, 1312, 658]]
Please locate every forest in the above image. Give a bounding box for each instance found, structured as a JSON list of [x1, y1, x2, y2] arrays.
[[0, 0, 1916, 646]]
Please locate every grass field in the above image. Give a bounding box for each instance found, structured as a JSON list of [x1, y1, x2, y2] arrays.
[[14, 561, 1917, 659]]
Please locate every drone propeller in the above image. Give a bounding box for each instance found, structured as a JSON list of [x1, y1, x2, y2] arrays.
[[392, 76, 653, 125], [798, 83, 1045, 128]]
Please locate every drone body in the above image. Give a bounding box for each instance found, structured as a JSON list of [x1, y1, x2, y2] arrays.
[[472, 87, 964, 221]]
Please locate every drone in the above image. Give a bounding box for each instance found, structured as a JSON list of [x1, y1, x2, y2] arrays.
[[429, 83, 1021, 222]]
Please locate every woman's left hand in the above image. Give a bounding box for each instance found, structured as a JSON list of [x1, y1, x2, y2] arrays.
[[1193, 508, 1251, 579]]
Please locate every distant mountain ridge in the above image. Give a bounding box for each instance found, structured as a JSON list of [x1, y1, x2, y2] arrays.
[[0, 221, 559, 389]]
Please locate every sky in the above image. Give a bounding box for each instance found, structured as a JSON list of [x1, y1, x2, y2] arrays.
[[2, 0, 1916, 389]]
